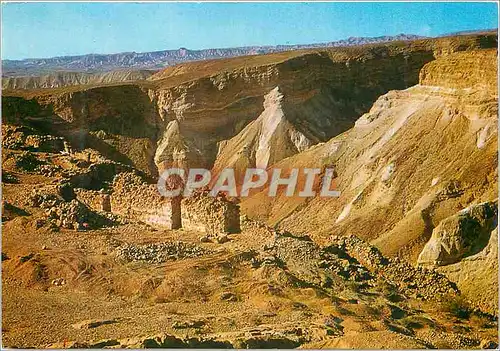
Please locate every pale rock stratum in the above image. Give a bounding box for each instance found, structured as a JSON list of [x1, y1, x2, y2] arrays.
[[242, 48, 498, 314]]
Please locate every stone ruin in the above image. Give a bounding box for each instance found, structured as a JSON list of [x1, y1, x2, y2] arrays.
[[29, 183, 116, 230], [2, 125, 65, 153], [76, 172, 241, 236], [181, 190, 241, 235]]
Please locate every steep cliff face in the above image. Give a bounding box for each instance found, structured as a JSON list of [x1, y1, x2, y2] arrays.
[[2, 34, 497, 178], [2, 85, 160, 176], [419, 50, 498, 91], [240, 48, 498, 311], [2, 70, 154, 90], [212, 87, 313, 177], [415, 201, 498, 313], [150, 34, 497, 172], [242, 49, 497, 255]]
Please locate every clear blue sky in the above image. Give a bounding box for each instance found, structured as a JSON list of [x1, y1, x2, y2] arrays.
[[1, 2, 498, 60]]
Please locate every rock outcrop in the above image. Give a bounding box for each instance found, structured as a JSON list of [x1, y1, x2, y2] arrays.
[[419, 50, 497, 92], [2, 85, 160, 176], [212, 86, 314, 176], [437, 227, 498, 314], [417, 202, 498, 314], [417, 201, 497, 267]]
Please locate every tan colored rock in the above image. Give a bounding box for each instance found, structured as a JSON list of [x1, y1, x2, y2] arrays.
[[417, 201, 497, 267], [242, 49, 498, 266], [2, 70, 154, 90]]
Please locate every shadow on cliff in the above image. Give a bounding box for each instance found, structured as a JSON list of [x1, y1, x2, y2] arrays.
[[2, 87, 161, 177]]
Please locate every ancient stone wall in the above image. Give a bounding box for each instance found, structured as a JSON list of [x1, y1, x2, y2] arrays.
[[110, 173, 180, 229], [69, 161, 140, 190], [107, 173, 239, 233], [181, 191, 240, 235]]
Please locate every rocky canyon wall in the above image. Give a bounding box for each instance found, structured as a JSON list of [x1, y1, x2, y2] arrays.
[[3, 34, 496, 179], [2, 70, 154, 90], [2, 85, 160, 177], [76, 172, 240, 234], [240, 47, 498, 312], [242, 48, 498, 257]]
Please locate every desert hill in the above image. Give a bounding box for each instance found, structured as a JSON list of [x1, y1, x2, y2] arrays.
[[3, 33, 496, 177], [2, 70, 155, 90], [241, 48, 498, 313], [1, 32, 498, 348]]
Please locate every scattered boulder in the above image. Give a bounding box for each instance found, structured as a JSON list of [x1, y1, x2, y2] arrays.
[[216, 234, 230, 244], [171, 320, 205, 329], [417, 201, 497, 267], [199, 235, 211, 243], [51, 278, 66, 286], [116, 241, 209, 264]]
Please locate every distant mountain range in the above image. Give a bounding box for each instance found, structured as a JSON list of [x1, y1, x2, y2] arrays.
[[2, 34, 426, 77]]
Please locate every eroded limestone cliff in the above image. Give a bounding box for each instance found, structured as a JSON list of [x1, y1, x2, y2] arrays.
[[241, 48, 498, 312], [3, 34, 496, 178], [3, 85, 160, 176], [2, 70, 154, 90]]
